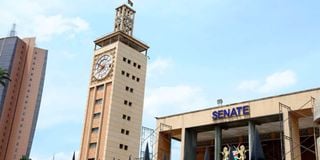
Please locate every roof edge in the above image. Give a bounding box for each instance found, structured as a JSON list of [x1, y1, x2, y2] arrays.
[[155, 87, 320, 120]]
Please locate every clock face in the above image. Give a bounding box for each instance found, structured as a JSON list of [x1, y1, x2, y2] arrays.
[[93, 55, 112, 80]]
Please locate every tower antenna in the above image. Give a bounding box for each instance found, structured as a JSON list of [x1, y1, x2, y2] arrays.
[[9, 23, 16, 37]]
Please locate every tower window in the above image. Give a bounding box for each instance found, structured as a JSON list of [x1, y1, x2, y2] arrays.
[[121, 129, 125, 134], [125, 86, 129, 91], [123, 57, 127, 62], [125, 130, 130, 135], [95, 99, 103, 105], [132, 75, 135, 80], [97, 84, 104, 90], [93, 112, 101, 119], [128, 60, 131, 64], [91, 127, 99, 133], [138, 65, 141, 69], [119, 144, 123, 149], [127, 116, 131, 121], [133, 62, 137, 67], [122, 114, 127, 119], [137, 78, 140, 82], [121, 70, 125, 75], [130, 88, 133, 93], [128, 102, 132, 106], [89, 143, 97, 148], [126, 73, 130, 77], [124, 145, 128, 150], [124, 100, 128, 105]]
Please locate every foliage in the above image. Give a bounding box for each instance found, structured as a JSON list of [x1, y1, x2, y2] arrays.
[[0, 67, 10, 87], [20, 155, 32, 160]]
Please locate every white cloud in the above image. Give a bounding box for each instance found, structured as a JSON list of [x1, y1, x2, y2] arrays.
[[259, 70, 296, 93], [144, 85, 209, 119], [31, 15, 89, 41], [0, 0, 89, 41], [237, 70, 297, 93], [147, 58, 173, 76]]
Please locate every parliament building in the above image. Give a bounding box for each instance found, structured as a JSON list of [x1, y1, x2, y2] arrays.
[[155, 88, 320, 160]]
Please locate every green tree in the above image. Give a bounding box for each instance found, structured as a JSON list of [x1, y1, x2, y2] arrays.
[[20, 155, 31, 160], [0, 67, 10, 87]]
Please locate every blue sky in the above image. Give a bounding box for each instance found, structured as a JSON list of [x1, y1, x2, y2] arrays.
[[0, 0, 320, 159]]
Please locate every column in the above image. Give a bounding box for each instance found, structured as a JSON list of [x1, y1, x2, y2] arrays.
[[283, 110, 301, 160], [283, 110, 292, 160], [215, 126, 222, 160], [248, 121, 255, 160], [181, 128, 197, 160], [156, 132, 171, 160], [291, 114, 301, 160]]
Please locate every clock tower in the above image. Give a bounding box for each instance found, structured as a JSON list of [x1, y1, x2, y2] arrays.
[[79, 4, 149, 160]]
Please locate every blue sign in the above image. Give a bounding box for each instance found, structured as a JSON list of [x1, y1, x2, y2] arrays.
[[212, 105, 250, 120]]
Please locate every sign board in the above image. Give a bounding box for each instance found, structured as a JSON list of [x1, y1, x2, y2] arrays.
[[314, 98, 320, 123], [212, 105, 250, 120]]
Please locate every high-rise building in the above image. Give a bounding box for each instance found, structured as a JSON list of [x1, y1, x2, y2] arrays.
[[80, 4, 149, 160], [0, 36, 47, 160]]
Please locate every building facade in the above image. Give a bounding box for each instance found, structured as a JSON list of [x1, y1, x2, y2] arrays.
[[0, 36, 47, 160], [155, 88, 320, 160], [79, 4, 149, 160]]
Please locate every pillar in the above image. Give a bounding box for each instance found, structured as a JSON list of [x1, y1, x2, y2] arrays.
[[248, 121, 255, 160], [283, 111, 301, 160], [291, 114, 301, 160], [156, 132, 171, 160], [181, 128, 196, 160], [215, 126, 222, 160]]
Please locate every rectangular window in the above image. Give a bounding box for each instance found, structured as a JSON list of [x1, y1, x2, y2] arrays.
[[124, 100, 128, 105], [122, 114, 126, 119], [130, 88, 133, 93], [124, 145, 128, 150], [126, 73, 130, 77], [128, 59, 131, 64], [138, 65, 141, 69], [137, 78, 140, 82], [89, 143, 97, 148], [133, 62, 137, 67], [93, 112, 101, 119], [121, 70, 125, 75], [121, 129, 125, 134], [91, 127, 99, 133], [127, 116, 131, 121], [95, 99, 103, 105], [97, 84, 104, 90], [128, 102, 132, 106], [119, 144, 123, 149], [123, 57, 127, 62], [125, 130, 130, 135], [132, 76, 135, 80], [125, 86, 129, 91]]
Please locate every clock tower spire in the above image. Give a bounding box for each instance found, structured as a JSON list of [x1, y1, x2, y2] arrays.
[[79, 3, 149, 160], [114, 4, 135, 36]]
